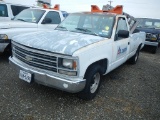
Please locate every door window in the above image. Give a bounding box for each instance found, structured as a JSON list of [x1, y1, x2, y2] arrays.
[[116, 17, 128, 40], [116, 18, 128, 33], [0, 4, 8, 17], [44, 11, 61, 24]]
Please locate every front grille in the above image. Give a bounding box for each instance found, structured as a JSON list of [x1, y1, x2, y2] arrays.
[[145, 33, 159, 42], [146, 33, 152, 39], [12, 43, 58, 72]]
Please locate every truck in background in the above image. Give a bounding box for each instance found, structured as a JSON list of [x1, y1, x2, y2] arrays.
[[0, 0, 32, 21], [0, 4, 68, 54], [9, 5, 145, 100], [136, 18, 160, 54]]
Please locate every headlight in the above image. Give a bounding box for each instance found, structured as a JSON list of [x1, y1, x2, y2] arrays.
[[151, 34, 157, 40], [58, 58, 78, 76], [0, 34, 8, 40], [63, 59, 73, 69], [61, 58, 77, 70]]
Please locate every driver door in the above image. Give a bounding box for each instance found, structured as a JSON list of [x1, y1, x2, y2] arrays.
[[111, 17, 130, 70]]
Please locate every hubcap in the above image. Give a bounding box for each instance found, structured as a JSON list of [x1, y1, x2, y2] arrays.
[[90, 72, 100, 93]]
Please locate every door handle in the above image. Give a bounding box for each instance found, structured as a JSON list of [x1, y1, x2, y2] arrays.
[[128, 42, 130, 45]]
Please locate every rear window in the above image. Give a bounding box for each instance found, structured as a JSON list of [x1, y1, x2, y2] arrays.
[[11, 5, 29, 16], [0, 4, 8, 17]]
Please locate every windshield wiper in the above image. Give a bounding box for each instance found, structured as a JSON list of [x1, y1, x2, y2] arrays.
[[75, 28, 98, 36], [75, 28, 89, 32], [17, 19, 26, 22], [56, 26, 68, 31]]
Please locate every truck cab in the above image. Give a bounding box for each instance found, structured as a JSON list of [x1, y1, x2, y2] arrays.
[[136, 18, 160, 53], [12, 8, 65, 29]]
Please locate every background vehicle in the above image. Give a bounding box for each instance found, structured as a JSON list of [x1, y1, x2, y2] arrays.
[[9, 5, 145, 100], [0, 5, 67, 53], [0, 0, 31, 21], [136, 18, 160, 53]]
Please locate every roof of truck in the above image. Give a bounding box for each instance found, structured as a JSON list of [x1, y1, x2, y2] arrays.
[[71, 12, 125, 17], [137, 18, 160, 20], [28, 7, 61, 12]]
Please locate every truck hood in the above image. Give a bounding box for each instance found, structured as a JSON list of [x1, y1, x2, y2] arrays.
[[137, 27, 160, 34], [0, 20, 37, 29], [13, 30, 106, 55]]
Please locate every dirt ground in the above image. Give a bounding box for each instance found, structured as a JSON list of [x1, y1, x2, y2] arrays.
[[0, 48, 160, 120]]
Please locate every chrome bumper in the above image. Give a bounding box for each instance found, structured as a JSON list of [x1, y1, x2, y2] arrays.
[[9, 57, 86, 93], [145, 41, 158, 46]]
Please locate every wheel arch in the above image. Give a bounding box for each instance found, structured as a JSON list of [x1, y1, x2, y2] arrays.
[[138, 43, 143, 50], [84, 58, 108, 78]]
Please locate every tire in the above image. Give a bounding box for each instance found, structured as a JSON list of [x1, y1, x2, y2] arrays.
[[4, 43, 12, 56], [78, 64, 102, 100], [151, 46, 158, 54], [129, 47, 140, 64]]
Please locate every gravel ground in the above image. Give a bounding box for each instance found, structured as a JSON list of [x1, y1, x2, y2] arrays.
[[0, 48, 160, 120]]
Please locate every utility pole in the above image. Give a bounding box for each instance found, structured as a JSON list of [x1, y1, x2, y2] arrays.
[[108, 0, 113, 6]]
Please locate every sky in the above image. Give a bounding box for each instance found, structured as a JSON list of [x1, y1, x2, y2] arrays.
[[4, 0, 160, 19]]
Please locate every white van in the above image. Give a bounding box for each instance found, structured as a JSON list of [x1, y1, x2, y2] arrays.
[[0, 1, 30, 21]]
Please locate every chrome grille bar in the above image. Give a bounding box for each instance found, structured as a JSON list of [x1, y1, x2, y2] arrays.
[[12, 43, 58, 72]]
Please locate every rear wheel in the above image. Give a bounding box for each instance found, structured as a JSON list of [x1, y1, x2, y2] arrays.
[[129, 47, 140, 64], [151, 46, 158, 54], [78, 64, 101, 100]]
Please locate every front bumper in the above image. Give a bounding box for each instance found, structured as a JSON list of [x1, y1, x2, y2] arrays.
[[145, 41, 158, 46], [0, 39, 10, 52], [9, 57, 86, 93]]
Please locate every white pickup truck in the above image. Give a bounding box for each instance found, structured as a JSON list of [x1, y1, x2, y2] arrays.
[[0, 7, 66, 53], [9, 5, 145, 100]]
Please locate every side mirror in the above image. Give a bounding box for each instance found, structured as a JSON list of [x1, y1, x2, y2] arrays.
[[118, 30, 129, 38], [42, 18, 52, 24]]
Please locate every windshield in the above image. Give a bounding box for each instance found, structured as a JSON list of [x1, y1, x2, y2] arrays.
[[14, 9, 45, 23], [137, 18, 160, 29], [0, 4, 8, 17], [56, 13, 115, 38]]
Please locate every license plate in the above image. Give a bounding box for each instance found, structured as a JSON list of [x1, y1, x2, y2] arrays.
[[19, 70, 32, 83]]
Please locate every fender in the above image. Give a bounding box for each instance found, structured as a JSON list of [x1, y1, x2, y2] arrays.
[[73, 39, 113, 77]]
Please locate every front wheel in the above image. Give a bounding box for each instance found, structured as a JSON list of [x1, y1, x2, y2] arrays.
[[78, 64, 101, 100]]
